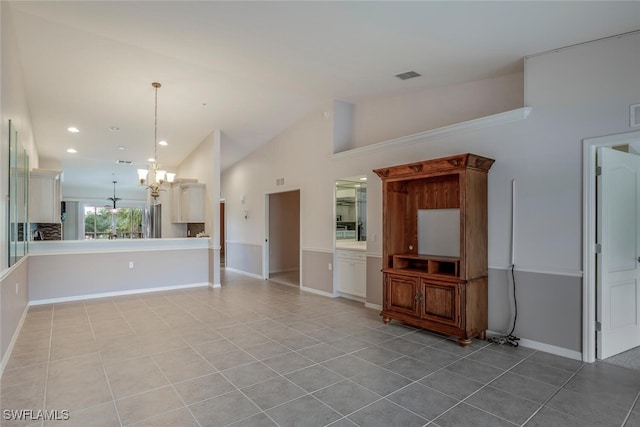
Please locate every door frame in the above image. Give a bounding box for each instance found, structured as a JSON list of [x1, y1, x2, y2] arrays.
[[263, 188, 302, 284], [583, 130, 640, 363], [219, 199, 226, 266]]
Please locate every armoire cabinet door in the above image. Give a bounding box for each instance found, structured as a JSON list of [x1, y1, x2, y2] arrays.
[[420, 280, 460, 327], [385, 274, 419, 316]]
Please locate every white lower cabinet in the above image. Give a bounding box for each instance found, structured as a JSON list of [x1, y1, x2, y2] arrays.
[[336, 250, 366, 297]]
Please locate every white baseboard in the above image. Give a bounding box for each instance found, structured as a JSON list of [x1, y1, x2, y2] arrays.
[[224, 267, 263, 280], [365, 302, 382, 311], [269, 268, 299, 274], [300, 285, 336, 298], [210, 282, 221, 289], [335, 291, 365, 304], [29, 282, 210, 306], [487, 330, 582, 361], [0, 304, 29, 378]]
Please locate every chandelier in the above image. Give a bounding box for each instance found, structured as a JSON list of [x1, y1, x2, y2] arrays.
[[137, 82, 175, 202]]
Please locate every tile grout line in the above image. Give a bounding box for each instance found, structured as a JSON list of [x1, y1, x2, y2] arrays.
[[194, 297, 480, 425], [91, 300, 126, 426], [187, 336, 277, 425], [97, 352, 125, 427], [148, 357, 203, 427], [283, 338, 489, 425], [186, 311, 375, 425], [517, 361, 586, 426], [40, 307, 54, 415], [82, 301, 98, 343], [618, 390, 640, 427], [428, 347, 540, 426]]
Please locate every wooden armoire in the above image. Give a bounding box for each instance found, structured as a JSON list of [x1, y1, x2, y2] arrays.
[[374, 153, 494, 346]]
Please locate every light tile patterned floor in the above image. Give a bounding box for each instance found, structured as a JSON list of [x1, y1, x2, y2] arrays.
[[2, 270, 640, 426]]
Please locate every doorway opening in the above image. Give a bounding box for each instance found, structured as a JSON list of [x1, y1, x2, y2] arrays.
[[265, 190, 300, 287], [583, 130, 640, 364]]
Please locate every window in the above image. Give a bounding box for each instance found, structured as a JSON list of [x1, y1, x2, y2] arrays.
[[84, 206, 143, 239]]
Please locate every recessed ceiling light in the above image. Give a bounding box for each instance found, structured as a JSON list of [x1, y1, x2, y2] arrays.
[[147, 157, 155, 162], [66, 148, 77, 154], [360, 177, 367, 181], [67, 127, 80, 133], [158, 140, 168, 146], [117, 145, 126, 150], [109, 126, 120, 132]]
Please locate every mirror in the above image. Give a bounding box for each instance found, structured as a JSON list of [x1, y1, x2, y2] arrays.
[[7, 119, 29, 266], [335, 176, 366, 246]]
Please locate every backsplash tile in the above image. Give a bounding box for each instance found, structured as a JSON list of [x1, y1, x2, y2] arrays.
[[187, 222, 205, 237]]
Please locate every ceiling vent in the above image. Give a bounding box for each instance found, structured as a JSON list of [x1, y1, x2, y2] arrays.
[[116, 160, 133, 165], [395, 71, 421, 81]]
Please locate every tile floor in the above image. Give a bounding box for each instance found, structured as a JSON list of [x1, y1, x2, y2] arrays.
[[2, 270, 640, 427], [268, 271, 300, 287]]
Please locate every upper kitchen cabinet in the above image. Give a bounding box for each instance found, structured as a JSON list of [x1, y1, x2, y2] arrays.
[[29, 169, 62, 223], [171, 181, 205, 223]]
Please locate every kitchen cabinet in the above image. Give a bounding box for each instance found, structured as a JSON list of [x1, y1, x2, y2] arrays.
[[374, 153, 494, 346], [29, 169, 62, 223], [336, 249, 366, 297], [171, 182, 205, 223]]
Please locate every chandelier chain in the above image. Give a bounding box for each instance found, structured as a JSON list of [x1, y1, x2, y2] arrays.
[[153, 82, 161, 165], [137, 81, 174, 202]]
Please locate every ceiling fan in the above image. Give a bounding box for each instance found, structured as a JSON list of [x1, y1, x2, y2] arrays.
[[107, 178, 121, 213]]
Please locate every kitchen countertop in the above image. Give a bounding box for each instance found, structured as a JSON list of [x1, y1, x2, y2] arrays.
[[335, 241, 367, 251], [28, 237, 211, 255]]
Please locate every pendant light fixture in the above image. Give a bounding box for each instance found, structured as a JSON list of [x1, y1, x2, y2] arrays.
[[137, 82, 175, 201]]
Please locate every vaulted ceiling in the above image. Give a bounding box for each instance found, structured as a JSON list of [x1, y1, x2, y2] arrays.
[[6, 1, 640, 196]]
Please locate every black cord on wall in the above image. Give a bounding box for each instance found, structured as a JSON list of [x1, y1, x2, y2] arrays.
[[488, 264, 520, 347]]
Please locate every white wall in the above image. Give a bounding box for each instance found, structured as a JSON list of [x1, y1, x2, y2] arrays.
[[223, 74, 523, 274], [349, 72, 524, 150], [0, 258, 29, 374], [522, 34, 640, 272], [221, 32, 640, 355], [223, 100, 335, 252], [0, 3, 38, 373], [1, 4, 38, 269], [29, 248, 209, 302]]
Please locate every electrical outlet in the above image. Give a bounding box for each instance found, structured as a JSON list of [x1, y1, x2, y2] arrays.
[[16, 283, 19, 295], [129, 261, 134, 269], [328, 263, 332, 271]]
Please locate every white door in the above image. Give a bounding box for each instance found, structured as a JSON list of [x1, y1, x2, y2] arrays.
[[597, 147, 640, 359]]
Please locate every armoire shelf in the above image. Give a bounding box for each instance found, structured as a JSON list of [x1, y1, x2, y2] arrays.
[[391, 254, 460, 277], [374, 153, 494, 346]]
